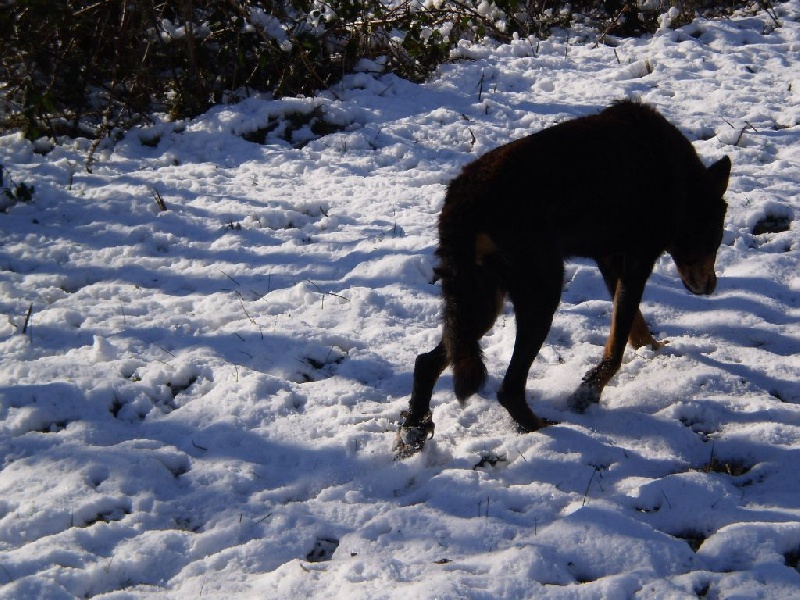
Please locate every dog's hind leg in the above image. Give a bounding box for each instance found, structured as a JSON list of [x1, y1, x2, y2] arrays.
[[394, 342, 447, 458], [496, 250, 562, 432], [570, 257, 654, 412]]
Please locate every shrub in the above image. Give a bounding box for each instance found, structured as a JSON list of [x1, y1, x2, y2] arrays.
[[0, 0, 758, 143]]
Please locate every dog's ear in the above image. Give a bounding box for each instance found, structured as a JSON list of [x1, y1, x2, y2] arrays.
[[707, 156, 731, 198]]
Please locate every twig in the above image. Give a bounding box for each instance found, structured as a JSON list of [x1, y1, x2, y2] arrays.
[[582, 470, 596, 506], [220, 270, 240, 286], [582, 466, 604, 506], [236, 291, 263, 339], [759, 0, 781, 27], [85, 137, 103, 174], [21, 303, 33, 335], [478, 497, 491, 518], [254, 512, 273, 524], [153, 343, 176, 358], [593, 5, 629, 48], [305, 279, 349, 310], [732, 125, 752, 146], [152, 187, 167, 211], [722, 118, 757, 147], [706, 441, 717, 470]]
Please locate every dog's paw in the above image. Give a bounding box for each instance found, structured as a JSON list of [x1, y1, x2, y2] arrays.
[[513, 412, 558, 433], [393, 411, 434, 459], [497, 389, 556, 432], [514, 417, 558, 434], [569, 384, 601, 413]]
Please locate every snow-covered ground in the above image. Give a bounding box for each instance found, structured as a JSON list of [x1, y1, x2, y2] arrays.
[[1, 3, 799, 598]]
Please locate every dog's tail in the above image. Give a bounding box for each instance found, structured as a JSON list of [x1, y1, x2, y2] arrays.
[[437, 201, 504, 402]]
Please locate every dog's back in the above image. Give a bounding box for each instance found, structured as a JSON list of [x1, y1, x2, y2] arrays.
[[441, 101, 709, 261]]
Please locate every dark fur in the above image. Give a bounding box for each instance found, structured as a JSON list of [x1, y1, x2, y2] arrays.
[[395, 101, 731, 458]]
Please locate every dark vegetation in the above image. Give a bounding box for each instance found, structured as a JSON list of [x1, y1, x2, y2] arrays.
[[1, 0, 763, 145]]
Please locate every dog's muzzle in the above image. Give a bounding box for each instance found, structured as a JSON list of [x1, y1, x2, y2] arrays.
[[677, 257, 717, 295]]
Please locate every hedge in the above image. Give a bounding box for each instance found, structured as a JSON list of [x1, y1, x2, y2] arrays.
[[0, 0, 760, 143]]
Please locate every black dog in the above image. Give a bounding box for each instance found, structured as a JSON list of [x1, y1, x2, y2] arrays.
[[395, 101, 730, 458]]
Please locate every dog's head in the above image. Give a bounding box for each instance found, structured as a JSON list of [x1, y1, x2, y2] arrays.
[[669, 156, 731, 296]]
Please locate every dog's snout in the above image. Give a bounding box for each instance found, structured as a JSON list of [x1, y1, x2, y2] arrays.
[[677, 260, 717, 295]]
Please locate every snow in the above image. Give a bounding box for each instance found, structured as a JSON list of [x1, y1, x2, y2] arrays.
[[1, 3, 799, 598]]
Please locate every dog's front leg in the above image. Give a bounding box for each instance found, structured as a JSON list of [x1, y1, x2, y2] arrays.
[[394, 342, 447, 458], [597, 256, 662, 350], [570, 264, 651, 412], [628, 311, 664, 351]]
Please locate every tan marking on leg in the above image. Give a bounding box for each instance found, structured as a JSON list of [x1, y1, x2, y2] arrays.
[[628, 310, 662, 350], [597, 286, 627, 390]]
